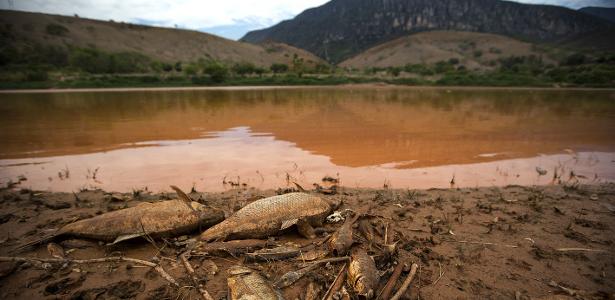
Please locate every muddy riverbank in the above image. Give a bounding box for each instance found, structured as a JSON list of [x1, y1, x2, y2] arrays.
[[0, 183, 613, 299]]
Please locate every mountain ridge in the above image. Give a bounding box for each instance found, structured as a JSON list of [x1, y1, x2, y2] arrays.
[[0, 9, 325, 67], [241, 0, 615, 63], [579, 6, 615, 22]]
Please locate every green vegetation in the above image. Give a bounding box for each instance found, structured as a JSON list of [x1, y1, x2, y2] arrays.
[[45, 23, 69, 36], [270, 63, 289, 73], [1, 41, 613, 89]]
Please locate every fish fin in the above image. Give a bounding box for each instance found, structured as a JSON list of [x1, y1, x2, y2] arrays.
[[12, 234, 58, 253], [297, 219, 316, 239], [109, 233, 144, 245], [170, 185, 197, 212], [280, 219, 299, 230], [292, 182, 306, 192]]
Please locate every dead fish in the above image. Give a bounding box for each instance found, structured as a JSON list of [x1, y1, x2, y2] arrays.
[[339, 286, 352, 300], [200, 193, 330, 241], [47, 243, 65, 259], [305, 281, 322, 300], [275, 264, 317, 288], [227, 266, 285, 300], [246, 245, 302, 262], [347, 248, 378, 299], [358, 219, 375, 246], [296, 249, 329, 262], [18, 200, 224, 250], [328, 214, 360, 256]]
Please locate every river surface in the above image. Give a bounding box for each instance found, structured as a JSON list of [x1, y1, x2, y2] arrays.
[[0, 86, 614, 192]]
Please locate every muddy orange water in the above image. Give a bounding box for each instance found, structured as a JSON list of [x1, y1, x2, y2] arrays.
[[1, 86, 614, 192]]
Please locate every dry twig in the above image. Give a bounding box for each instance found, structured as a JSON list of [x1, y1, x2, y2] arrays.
[[556, 248, 608, 253], [432, 261, 445, 286], [300, 256, 349, 268], [443, 239, 518, 248], [180, 253, 214, 300]]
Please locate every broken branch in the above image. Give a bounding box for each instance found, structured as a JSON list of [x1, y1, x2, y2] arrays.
[[377, 262, 405, 300], [322, 263, 347, 300], [390, 263, 419, 300]]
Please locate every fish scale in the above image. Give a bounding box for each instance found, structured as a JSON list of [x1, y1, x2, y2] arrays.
[[227, 266, 285, 300], [200, 193, 331, 241]]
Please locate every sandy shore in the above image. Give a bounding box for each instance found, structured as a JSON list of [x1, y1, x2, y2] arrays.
[[0, 183, 613, 299]]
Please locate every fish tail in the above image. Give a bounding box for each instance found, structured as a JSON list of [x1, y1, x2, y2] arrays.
[[12, 233, 58, 253]]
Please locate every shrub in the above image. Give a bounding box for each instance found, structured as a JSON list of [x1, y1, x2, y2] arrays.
[[46, 24, 69, 36], [434, 61, 454, 73], [561, 53, 586, 66], [314, 63, 331, 74], [25, 70, 48, 81], [473, 50, 483, 58], [183, 64, 198, 76], [109, 52, 150, 73], [270, 63, 289, 73], [388, 67, 401, 77], [232, 62, 257, 76], [162, 63, 173, 72], [203, 61, 228, 83], [69, 48, 110, 73], [191, 76, 210, 85]]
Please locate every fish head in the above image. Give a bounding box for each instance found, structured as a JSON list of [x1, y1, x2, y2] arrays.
[[228, 266, 254, 276], [190, 201, 206, 211], [355, 280, 374, 299]]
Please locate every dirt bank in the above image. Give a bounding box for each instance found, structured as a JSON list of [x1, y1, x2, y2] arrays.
[[0, 183, 613, 299]]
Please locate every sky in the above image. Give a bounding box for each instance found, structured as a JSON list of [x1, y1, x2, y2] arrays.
[[1, 0, 614, 40]]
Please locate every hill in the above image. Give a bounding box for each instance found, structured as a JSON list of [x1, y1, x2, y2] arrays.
[[579, 7, 615, 23], [0, 10, 324, 67], [339, 31, 556, 69], [241, 0, 614, 63]]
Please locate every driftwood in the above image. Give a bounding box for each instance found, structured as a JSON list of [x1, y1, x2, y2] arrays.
[[0, 256, 178, 286], [180, 253, 214, 300], [390, 263, 419, 300], [322, 263, 348, 300], [377, 262, 405, 300]]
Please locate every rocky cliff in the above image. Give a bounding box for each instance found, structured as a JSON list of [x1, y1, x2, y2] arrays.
[[241, 0, 614, 63]]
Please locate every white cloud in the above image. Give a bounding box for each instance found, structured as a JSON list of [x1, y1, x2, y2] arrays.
[[0, 0, 329, 32], [2, 0, 613, 40], [512, 0, 615, 9]]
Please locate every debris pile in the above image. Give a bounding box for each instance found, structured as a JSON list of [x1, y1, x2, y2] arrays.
[[0, 183, 614, 299]]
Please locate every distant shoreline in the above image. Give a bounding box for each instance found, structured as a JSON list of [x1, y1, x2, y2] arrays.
[[2, 84, 615, 94]]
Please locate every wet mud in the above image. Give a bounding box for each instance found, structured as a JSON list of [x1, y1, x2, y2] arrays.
[[0, 182, 614, 299]]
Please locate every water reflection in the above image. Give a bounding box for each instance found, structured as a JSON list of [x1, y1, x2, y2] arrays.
[[0, 86, 614, 192]]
